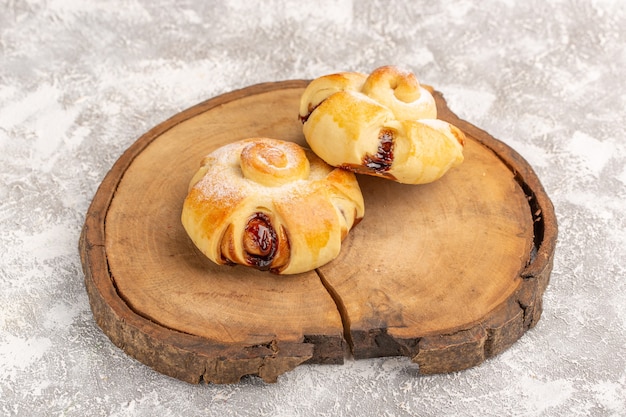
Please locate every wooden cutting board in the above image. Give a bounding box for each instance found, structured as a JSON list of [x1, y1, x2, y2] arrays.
[[79, 80, 557, 384]]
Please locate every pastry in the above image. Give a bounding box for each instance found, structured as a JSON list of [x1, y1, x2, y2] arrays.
[[181, 138, 365, 275], [299, 65, 466, 184]]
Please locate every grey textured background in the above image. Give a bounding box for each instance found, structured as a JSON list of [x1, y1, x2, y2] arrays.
[[1, 1, 625, 416]]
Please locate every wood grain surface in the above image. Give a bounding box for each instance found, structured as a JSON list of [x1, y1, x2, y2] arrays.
[[79, 80, 557, 384]]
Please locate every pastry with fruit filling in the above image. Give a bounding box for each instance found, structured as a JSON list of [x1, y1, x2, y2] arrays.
[[299, 65, 465, 185], [181, 138, 364, 274]]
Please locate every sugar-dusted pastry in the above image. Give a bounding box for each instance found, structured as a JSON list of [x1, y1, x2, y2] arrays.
[[299, 65, 465, 184], [181, 138, 365, 275]]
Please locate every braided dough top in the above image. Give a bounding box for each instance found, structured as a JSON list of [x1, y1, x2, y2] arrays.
[[181, 138, 365, 275], [299, 65, 465, 184]]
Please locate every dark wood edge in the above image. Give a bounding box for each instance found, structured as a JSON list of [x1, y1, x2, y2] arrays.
[[408, 91, 558, 374], [434, 89, 557, 322], [79, 80, 321, 384]]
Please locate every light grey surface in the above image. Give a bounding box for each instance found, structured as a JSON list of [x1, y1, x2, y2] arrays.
[[1, 0, 625, 416]]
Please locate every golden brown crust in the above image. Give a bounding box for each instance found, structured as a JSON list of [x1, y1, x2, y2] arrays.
[[300, 65, 466, 185], [181, 138, 364, 275]]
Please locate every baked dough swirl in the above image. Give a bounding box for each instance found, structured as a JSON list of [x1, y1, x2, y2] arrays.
[[181, 138, 365, 275], [299, 65, 465, 184]]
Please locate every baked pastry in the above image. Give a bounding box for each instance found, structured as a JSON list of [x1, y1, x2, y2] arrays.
[[299, 65, 466, 184], [181, 138, 365, 275]]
